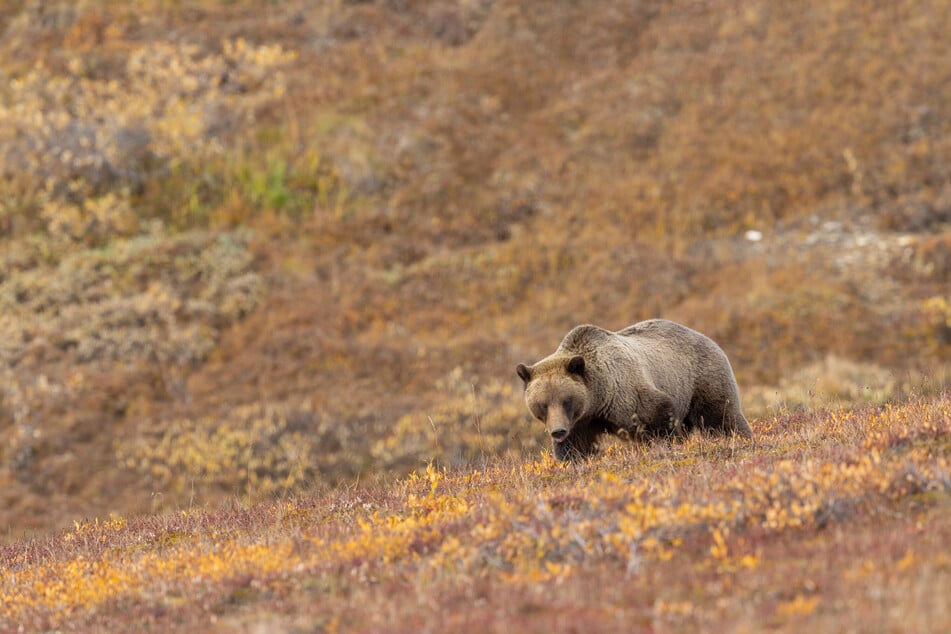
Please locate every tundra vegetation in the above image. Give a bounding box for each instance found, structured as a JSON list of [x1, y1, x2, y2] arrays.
[[2, 399, 950, 630], [0, 0, 949, 630]]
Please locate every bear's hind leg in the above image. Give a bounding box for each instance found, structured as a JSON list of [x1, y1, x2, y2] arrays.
[[689, 398, 752, 439], [731, 412, 753, 438]]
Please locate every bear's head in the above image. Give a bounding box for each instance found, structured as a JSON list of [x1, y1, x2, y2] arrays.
[[516, 355, 590, 444]]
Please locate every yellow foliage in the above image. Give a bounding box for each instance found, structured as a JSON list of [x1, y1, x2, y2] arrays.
[[2, 396, 950, 627], [776, 594, 821, 618]]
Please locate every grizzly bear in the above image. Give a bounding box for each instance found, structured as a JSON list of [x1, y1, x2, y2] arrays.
[[516, 320, 752, 461]]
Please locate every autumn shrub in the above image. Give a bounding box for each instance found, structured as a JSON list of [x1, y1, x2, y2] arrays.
[[742, 355, 900, 417], [372, 367, 544, 470], [0, 36, 294, 234], [116, 402, 324, 500], [0, 227, 262, 486], [0, 228, 261, 369]]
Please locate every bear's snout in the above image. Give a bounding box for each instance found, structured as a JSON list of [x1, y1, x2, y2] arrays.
[[550, 428, 569, 442]]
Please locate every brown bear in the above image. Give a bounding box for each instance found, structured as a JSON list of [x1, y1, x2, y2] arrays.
[[516, 320, 752, 461]]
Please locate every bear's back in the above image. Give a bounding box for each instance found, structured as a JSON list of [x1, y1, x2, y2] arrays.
[[558, 321, 698, 357], [557, 320, 721, 378], [617, 319, 713, 355]]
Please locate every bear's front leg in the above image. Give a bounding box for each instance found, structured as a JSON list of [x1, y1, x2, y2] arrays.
[[553, 425, 600, 461], [621, 413, 650, 442], [636, 390, 682, 438]]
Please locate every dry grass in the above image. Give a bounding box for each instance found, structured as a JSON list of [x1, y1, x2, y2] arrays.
[[1, 396, 949, 631]]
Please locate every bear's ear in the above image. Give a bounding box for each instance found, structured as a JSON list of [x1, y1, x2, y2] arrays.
[[566, 355, 585, 376], [516, 363, 532, 383]]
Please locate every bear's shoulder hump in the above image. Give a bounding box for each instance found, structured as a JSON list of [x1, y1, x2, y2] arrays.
[[559, 324, 613, 351]]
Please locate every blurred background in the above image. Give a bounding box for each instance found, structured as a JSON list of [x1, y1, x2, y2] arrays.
[[0, 0, 948, 541]]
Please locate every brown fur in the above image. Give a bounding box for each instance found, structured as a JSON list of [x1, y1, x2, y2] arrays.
[[516, 320, 752, 461]]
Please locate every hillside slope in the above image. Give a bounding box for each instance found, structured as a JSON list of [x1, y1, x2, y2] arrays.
[[2, 397, 949, 631], [0, 0, 949, 538]]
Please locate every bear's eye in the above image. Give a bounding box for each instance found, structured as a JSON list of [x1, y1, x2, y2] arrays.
[[533, 404, 548, 420], [563, 399, 574, 416]]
